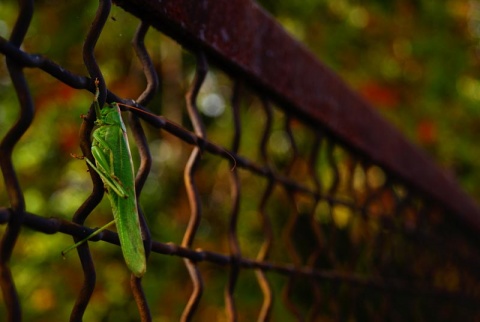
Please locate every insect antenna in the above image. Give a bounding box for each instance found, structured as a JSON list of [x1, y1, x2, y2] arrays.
[[116, 102, 237, 171]]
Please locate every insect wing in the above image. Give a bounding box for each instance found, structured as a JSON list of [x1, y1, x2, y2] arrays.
[[97, 104, 147, 277]]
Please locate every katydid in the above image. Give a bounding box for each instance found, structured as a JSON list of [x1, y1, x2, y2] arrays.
[[62, 80, 146, 277]]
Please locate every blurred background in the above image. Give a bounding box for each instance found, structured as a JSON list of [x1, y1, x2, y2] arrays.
[[257, 0, 480, 199], [1, 0, 479, 321]]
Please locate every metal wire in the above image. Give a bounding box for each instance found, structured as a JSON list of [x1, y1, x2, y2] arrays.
[[180, 52, 208, 322], [1, 0, 480, 321], [1, 0, 34, 320]]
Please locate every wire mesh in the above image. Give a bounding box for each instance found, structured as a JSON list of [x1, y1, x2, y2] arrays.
[[1, 0, 480, 321]]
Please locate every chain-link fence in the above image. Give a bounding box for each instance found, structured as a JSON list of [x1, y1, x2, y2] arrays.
[[1, 0, 480, 321]]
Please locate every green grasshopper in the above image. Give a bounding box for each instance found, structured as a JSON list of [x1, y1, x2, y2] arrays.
[[63, 80, 146, 277]]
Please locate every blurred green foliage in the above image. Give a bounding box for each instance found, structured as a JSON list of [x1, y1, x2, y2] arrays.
[[1, 0, 479, 321], [257, 0, 480, 200]]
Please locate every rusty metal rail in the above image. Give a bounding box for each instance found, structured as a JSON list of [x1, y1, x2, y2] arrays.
[[1, 0, 480, 321], [113, 0, 480, 230]]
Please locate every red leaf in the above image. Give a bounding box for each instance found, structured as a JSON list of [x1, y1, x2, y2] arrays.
[[358, 81, 399, 108]]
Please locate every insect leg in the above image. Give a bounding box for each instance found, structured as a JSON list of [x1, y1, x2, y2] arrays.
[[61, 220, 116, 257], [86, 149, 129, 199]]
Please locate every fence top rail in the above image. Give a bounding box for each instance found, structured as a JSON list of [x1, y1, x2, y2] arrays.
[[114, 0, 480, 231]]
